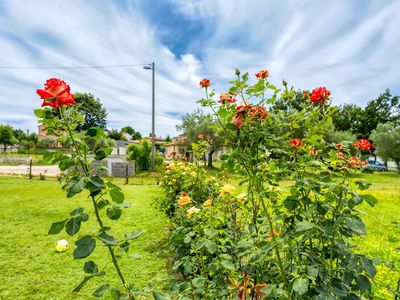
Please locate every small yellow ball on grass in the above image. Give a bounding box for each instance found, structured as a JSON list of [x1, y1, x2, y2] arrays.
[[55, 239, 69, 252]]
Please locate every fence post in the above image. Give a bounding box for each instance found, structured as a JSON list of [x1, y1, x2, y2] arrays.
[[125, 163, 129, 185], [29, 159, 33, 179]]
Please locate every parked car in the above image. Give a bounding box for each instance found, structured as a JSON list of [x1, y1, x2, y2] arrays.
[[365, 160, 387, 171]]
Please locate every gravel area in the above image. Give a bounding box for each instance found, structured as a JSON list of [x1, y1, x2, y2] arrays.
[[0, 165, 60, 176]]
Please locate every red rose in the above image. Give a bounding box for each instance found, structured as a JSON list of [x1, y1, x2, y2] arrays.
[[348, 157, 360, 167], [236, 104, 253, 112], [335, 143, 343, 149], [198, 134, 205, 139], [232, 111, 245, 128], [352, 139, 373, 151], [310, 148, 318, 155], [219, 92, 236, 104], [37, 78, 76, 108], [255, 69, 269, 79], [199, 79, 210, 88], [170, 151, 177, 156], [289, 138, 302, 148], [309, 87, 330, 104], [248, 106, 268, 121]]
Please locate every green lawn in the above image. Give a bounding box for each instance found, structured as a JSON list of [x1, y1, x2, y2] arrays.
[[0, 176, 171, 299], [354, 172, 400, 299], [0, 172, 399, 299]]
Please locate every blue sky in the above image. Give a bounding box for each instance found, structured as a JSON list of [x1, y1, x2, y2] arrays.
[[0, 0, 399, 137]]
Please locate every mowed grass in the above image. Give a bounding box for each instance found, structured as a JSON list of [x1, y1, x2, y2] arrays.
[[354, 172, 400, 298], [0, 176, 171, 300], [0, 172, 399, 299]]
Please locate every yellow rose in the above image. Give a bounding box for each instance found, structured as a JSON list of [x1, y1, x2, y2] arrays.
[[177, 193, 191, 207], [203, 199, 212, 207], [236, 193, 247, 203], [187, 206, 200, 218], [220, 184, 236, 196]]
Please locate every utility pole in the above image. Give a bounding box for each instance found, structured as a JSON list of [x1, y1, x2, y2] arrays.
[[144, 62, 156, 171]]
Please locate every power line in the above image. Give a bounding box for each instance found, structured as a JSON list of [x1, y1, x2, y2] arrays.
[[0, 63, 151, 70]]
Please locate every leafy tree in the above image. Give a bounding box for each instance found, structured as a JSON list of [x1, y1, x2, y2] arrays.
[[107, 129, 124, 141], [126, 140, 151, 171], [332, 104, 364, 134], [74, 93, 107, 131], [24, 133, 39, 152], [360, 89, 399, 137], [121, 126, 142, 140], [370, 122, 400, 171], [176, 109, 224, 167], [165, 134, 172, 142], [271, 87, 305, 113], [332, 90, 399, 138], [0, 125, 17, 153]]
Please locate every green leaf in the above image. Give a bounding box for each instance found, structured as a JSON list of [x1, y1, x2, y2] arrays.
[[205, 240, 217, 254], [94, 147, 112, 160], [59, 158, 75, 171], [92, 284, 110, 297], [106, 205, 122, 220], [89, 176, 105, 188], [362, 194, 378, 207], [125, 229, 145, 240], [65, 217, 81, 236], [98, 232, 118, 246], [355, 274, 371, 292], [292, 278, 309, 295], [72, 277, 91, 293], [72, 272, 105, 293], [83, 261, 98, 274], [296, 220, 314, 232], [354, 180, 372, 190], [97, 199, 110, 210], [66, 176, 86, 198], [344, 216, 366, 235], [70, 207, 84, 216], [48, 220, 67, 235], [221, 260, 235, 270], [34, 109, 44, 118], [86, 127, 105, 139], [128, 253, 142, 259], [109, 188, 124, 204], [73, 236, 96, 259], [42, 151, 54, 162], [152, 291, 171, 300], [360, 256, 376, 278], [193, 277, 206, 288]]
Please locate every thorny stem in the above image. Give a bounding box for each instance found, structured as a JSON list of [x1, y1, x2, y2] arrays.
[[59, 107, 134, 298]]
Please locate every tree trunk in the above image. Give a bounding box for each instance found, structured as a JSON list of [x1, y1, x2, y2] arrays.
[[207, 150, 215, 167]]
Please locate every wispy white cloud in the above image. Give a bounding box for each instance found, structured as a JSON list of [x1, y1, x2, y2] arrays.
[[0, 0, 399, 137]]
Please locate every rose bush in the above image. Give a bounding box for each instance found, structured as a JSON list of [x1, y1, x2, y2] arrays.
[[159, 68, 379, 299], [35, 79, 146, 299]]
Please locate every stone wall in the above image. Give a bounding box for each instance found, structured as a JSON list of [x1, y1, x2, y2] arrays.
[[111, 162, 135, 177]]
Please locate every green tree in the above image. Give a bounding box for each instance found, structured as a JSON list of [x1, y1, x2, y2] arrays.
[[332, 90, 400, 138], [74, 93, 107, 131], [360, 89, 399, 137], [126, 140, 151, 171], [0, 125, 17, 154], [370, 122, 400, 171], [165, 134, 172, 142], [332, 104, 364, 134], [271, 87, 305, 113], [121, 126, 142, 140], [107, 129, 124, 141], [176, 109, 224, 167]]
